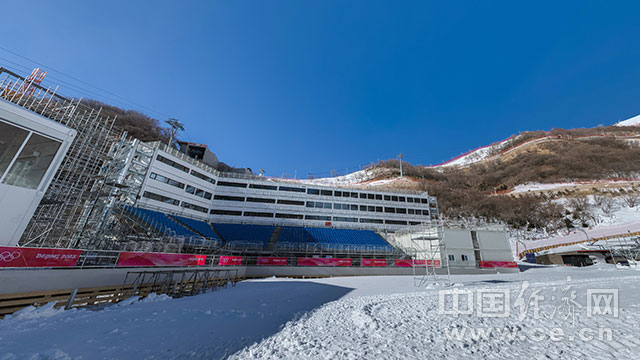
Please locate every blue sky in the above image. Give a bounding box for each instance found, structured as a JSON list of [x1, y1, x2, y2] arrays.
[[1, 1, 639, 177]]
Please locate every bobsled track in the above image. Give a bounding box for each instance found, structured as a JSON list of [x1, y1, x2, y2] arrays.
[[0, 266, 639, 359]]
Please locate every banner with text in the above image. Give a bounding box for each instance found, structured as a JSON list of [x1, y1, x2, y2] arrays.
[[256, 257, 288, 266], [361, 259, 387, 267], [394, 259, 441, 267], [117, 252, 206, 267], [479, 261, 517, 268], [297, 257, 352, 267], [218, 256, 243, 266], [0, 246, 81, 268]]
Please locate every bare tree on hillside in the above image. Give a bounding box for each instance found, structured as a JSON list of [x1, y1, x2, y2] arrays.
[[594, 194, 615, 215], [622, 193, 640, 208]]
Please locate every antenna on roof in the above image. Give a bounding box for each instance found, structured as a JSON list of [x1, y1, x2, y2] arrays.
[[165, 118, 184, 149], [398, 153, 404, 177]]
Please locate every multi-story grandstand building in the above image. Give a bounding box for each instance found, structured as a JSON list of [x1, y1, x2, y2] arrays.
[[130, 140, 439, 232]]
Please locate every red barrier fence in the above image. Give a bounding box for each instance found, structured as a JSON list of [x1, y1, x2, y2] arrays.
[[0, 246, 81, 268], [479, 261, 518, 268], [256, 257, 288, 266], [393, 259, 441, 267], [218, 256, 243, 266], [297, 257, 353, 267], [394, 259, 426, 267], [361, 259, 387, 267], [117, 252, 206, 267]]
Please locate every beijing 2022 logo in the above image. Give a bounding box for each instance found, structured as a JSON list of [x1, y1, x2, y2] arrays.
[[0, 250, 21, 262]]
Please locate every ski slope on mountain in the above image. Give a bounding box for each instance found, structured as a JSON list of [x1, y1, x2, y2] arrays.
[[1, 268, 638, 359]]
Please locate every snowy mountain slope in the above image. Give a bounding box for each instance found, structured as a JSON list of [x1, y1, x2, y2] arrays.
[[615, 114, 640, 127]]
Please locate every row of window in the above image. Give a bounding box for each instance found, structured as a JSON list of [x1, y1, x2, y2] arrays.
[[150, 172, 212, 200], [449, 254, 470, 262], [142, 191, 208, 213], [306, 201, 429, 216], [150, 172, 185, 189], [155, 154, 433, 207], [156, 155, 217, 185], [212, 195, 429, 216], [215, 180, 431, 204], [208, 208, 419, 225], [186, 185, 212, 200], [141, 190, 427, 226]]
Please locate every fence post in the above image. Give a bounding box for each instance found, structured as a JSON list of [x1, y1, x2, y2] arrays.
[[65, 288, 79, 310]]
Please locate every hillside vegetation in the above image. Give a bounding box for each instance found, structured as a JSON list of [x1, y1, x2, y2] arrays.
[[371, 126, 640, 232]]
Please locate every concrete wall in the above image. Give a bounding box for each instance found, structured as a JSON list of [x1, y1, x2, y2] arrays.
[[0, 264, 517, 296]]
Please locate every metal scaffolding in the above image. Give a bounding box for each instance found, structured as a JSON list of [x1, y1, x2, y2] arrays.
[[0, 67, 119, 248], [410, 222, 451, 287]]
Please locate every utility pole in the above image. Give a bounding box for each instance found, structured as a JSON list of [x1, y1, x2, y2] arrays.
[[398, 153, 404, 177], [165, 118, 184, 149]]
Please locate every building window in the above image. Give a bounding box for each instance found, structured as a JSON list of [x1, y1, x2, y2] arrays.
[[277, 199, 305, 206], [448, 254, 455, 261], [385, 219, 407, 225], [190, 170, 215, 184], [360, 218, 384, 224], [210, 209, 242, 216], [218, 181, 247, 188], [375, 194, 382, 200], [334, 191, 342, 197], [396, 208, 406, 214], [2, 133, 61, 190], [307, 188, 320, 195], [275, 213, 303, 219], [142, 191, 180, 206], [305, 215, 331, 221], [243, 211, 273, 218], [384, 207, 395, 213], [461, 255, 469, 261], [384, 195, 391, 201], [333, 216, 358, 223], [214, 195, 245, 202], [375, 206, 383, 212], [399, 196, 405, 202], [0, 121, 30, 179], [150, 172, 186, 189], [181, 201, 208, 213], [246, 197, 276, 204], [407, 197, 414, 203], [249, 183, 277, 190], [408, 209, 415, 215], [156, 155, 189, 173], [279, 186, 305, 193]]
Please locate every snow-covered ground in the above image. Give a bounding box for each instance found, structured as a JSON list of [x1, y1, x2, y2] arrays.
[[1, 267, 639, 359]]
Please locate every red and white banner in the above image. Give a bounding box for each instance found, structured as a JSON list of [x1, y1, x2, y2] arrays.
[[394, 259, 441, 267], [218, 255, 243, 266], [0, 246, 81, 268], [117, 252, 206, 267], [361, 259, 387, 267], [297, 257, 352, 267], [256, 257, 288, 266], [394, 259, 425, 267], [479, 261, 518, 268]]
